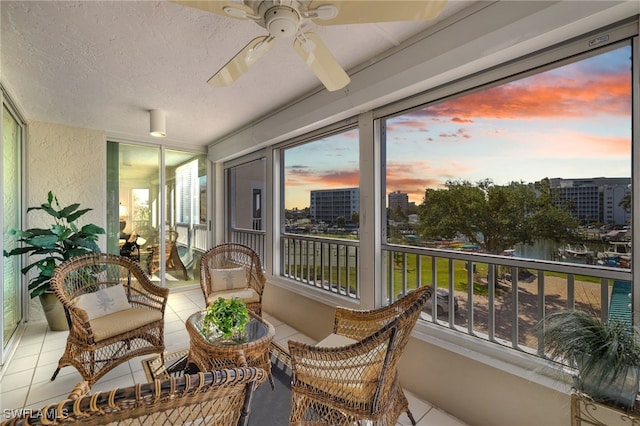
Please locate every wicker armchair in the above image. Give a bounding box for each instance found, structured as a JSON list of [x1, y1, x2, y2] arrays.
[[146, 229, 189, 280], [200, 243, 266, 316], [50, 253, 169, 386], [288, 285, 433, 425], [1, 367, 266, 425]]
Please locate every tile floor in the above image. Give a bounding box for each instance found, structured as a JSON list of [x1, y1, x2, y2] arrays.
[[0, 288, 466, 425]]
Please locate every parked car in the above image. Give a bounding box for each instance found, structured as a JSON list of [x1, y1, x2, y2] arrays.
[[423, 289, 459, 316]]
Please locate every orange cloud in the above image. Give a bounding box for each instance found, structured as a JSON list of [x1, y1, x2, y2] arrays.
[[397, 68, 630, 124], [526, 132, 630, 159]]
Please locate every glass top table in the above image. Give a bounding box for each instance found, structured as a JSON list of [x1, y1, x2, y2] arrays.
[[185, 310, 275, 385], [188, 311, 271, 345]]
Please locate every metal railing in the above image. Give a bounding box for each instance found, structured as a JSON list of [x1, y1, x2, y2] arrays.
[[174, 223, 208, 252], [282, 234, 359, 299], [383, 243, 632, 355], [228, 230, 633, 357], [230, 228, 266, 262]]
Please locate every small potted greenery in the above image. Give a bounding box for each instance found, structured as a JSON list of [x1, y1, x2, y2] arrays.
[[202, 297, 250, 343], [3, 191, 105, 330], [540, 309, 640, 410]]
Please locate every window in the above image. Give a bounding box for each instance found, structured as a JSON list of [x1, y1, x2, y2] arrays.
[[382, 42, 632, 354], [281, 128, 360, 297]]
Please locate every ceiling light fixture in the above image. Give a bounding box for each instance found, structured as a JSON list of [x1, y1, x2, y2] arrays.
[[149, 109, 166, 137]]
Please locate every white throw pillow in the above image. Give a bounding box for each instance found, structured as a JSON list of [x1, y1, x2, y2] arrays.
[[73, 284, 132, 321], [209, 267, 247, 292]]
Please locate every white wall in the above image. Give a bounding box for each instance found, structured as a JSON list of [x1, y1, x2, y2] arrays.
[[25, 120, 106, 320]]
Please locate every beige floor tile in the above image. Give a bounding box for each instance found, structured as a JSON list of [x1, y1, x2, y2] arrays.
[[9, 342, 43, 359], [418, 407, 468, 426], [3, 354, 39, 375], [273, 323, 300, 341], [283, 332, 316, 346], [25, 374, 79, 407], [0, 386, 29, 411], [0, 370, 33, 394], [32, 363, 80, 385], [36, 349, 64, 367]]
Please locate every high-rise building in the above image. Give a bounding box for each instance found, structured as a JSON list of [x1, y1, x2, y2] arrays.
[[310, 188, 360, 224], [388, 190, 409, 212], [549, 177, 631, 225]]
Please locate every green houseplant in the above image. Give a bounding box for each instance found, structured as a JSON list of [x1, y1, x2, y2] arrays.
[[3, 191, 105, 330], [202, 297, 250, 342], [540, 309, 640, 410]]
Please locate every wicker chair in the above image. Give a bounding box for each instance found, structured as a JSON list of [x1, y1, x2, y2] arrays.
[[288, 285, 433, 425], [200, 243, 266, 316], [50, 253, 169, 387], [145, 229, 189, 280], [1, 367, 266, 425]]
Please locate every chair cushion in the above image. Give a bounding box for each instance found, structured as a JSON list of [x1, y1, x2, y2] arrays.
[[73, 284, 132, 321], [316, 333, 357, 347], [206, 287, 260, 305], [209, 267, 247, 292], [90, 308, 162, 342]]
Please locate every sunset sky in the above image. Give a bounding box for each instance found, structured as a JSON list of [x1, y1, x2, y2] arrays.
[[284, 44, 632, 209]]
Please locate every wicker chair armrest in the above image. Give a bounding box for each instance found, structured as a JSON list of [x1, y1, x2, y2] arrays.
[[333, 286, 433, 339], [246, 271, 266, 296], [126, 286, 168, 313], [134, 278, 169, 299], [68, 381, 91, 400], [62, 301, 91, 326], [289, 324, 396, 376]]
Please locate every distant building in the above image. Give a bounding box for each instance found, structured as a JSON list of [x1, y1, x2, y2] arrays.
[[310, 188, 360, 224], [388, 191, 409, 211], [549, 177, 631, 225]]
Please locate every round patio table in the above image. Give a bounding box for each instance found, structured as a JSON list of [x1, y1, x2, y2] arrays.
[[186, 310, 275, 387]]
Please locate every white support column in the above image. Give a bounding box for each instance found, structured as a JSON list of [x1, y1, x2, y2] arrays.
[[265, 147, 277, 277], [357, 111, 381, 310], [213, 161, 225, 245]]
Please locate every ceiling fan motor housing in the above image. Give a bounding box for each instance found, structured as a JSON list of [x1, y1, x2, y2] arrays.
[[262, 5, 300, 38]]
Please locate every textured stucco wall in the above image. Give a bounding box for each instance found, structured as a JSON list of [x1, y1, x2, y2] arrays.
[[25, 121, 107, 320]]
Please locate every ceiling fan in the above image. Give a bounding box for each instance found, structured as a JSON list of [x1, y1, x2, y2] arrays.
[[173, 1, 448, 92]]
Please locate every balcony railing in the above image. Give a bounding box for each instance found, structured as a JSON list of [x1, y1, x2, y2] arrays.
[[383, 243, 632, 356], [282, 234, 359, 299], [230, 228, 266, 262], [174, 223, 208, 252], [276, 233, 633, 359]]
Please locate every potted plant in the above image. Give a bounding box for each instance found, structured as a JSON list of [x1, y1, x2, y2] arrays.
[[3, 191, 105, 330], [201, 297, 250, 343], [540, 309, 640, 410]]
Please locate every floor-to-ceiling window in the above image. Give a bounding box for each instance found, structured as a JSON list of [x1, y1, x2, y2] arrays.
[[107, 142, 208, 289], [1, 96, 24, 362]]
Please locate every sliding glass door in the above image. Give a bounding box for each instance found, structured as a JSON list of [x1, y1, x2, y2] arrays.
[[107, 142, 208, 289]]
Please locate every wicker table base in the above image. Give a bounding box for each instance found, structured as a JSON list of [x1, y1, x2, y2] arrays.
[[186, 310, 275, 386]]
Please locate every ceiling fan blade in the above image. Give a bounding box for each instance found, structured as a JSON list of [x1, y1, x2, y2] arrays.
[[306, 0, 447, 25], [208, 36, 276, 87], [294, 32, 350, 92], [170, 1, 255, 20]]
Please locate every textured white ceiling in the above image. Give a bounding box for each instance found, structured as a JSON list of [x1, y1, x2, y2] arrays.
[[1, 0, 475, 149]]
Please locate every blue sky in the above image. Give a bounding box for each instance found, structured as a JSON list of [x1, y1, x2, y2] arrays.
[[285, 44, 632, 209]]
